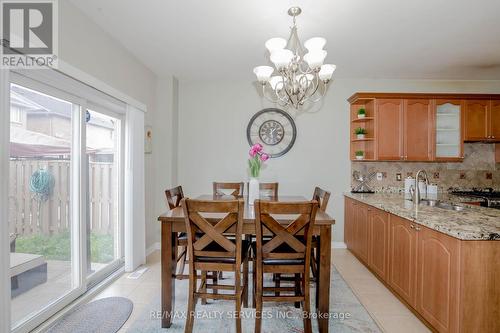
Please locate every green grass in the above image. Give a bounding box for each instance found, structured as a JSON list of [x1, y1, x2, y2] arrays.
[[15, 231, 115, 263]]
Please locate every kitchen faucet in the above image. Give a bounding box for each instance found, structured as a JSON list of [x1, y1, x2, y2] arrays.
[[409, 169, 429, 203]]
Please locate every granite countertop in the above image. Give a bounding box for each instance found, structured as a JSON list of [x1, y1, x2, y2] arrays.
[[344, 192, 500, 241]]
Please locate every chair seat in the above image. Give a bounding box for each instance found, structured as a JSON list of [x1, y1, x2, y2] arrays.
[[251, 242, 305, 265], [196, 240, 250, 263]]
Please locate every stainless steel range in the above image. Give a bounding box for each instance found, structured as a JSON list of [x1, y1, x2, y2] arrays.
[[450, 188, 500, 209]]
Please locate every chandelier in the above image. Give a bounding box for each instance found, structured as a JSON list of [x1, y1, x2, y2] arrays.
[[253, 7, 336, 109]]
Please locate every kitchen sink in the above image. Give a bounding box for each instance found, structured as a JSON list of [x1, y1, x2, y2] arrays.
[[421, 199, 465, 211]]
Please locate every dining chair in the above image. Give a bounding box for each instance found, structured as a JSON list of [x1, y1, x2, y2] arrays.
[[165, 186, 189, 280], [181, 198, 250, 333], [246, 182, 279, 198], [310, 186, 331, 279], [253, 200, 318, 333], [213, 182, 244, 197]]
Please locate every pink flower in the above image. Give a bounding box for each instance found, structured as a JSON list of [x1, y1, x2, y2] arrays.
[[260, 153, 269, 162], [252, 143, 263, 153], [249, 148, 257, 157]]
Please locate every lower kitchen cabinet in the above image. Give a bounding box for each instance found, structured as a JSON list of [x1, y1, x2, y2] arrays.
[[344, 196, 499, 333], [388, 214, 417, 308]]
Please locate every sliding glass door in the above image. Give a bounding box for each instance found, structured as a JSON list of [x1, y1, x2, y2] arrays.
[[8, 75, 125, 331]]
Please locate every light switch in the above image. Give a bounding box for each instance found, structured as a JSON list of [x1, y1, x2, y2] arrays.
[[376, 172, 383, 181]]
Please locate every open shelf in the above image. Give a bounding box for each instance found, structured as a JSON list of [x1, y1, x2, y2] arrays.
[[351, 117, 375, 123], [350, 100, 376, 161], [352, 138, 375, 142]]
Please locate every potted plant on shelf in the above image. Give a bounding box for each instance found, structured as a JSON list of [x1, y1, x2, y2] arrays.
[[357, 108, 366, 118], [355, 150, 365, 160], [354, 127, 367, 139], [248, 143, 270, 205]]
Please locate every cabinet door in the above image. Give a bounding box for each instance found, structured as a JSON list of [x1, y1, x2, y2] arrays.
[[489, 100, 500, 141], [464, 100, 489, 141], [435, 100, 463, 161], [344, 198, 354, 250], [355, 203, 369, 264], [417, 226, 460, 333], [389, 215, 417, 308], [404, 99, 433, 161], [368, 208, 389, 280], [376, 99, 403, 160]]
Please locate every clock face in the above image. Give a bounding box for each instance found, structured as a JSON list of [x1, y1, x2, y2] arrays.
[[247, 108, 297, 158]]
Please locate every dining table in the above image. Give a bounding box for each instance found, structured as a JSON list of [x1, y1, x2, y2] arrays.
[[157, 194, 335, 333]]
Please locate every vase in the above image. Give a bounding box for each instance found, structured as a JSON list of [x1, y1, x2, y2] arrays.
[[248, 177, 259, 205], [357, 134, 365, 139], [356, 155, 364, 160], [358, 113, 366, 118]]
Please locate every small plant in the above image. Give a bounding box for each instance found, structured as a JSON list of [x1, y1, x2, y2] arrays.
[[357, 108, 366, 118], [354, 127, 367, 135], [355, 150, 364, 160]]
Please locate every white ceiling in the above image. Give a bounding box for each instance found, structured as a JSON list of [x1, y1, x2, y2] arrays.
[[69, 0, 500, 81]]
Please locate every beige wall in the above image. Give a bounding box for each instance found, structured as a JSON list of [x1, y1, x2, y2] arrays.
[[178, 78, 500, 244]]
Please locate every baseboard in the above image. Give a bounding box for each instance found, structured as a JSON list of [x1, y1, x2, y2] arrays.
[[146, 242, 161, 256], [333, 242, 347, 249]]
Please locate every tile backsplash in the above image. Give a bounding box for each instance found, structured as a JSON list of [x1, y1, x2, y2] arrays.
[[352, 144, 500, 192]]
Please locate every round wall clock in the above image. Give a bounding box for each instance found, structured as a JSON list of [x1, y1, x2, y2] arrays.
[[246, 108, 297, 158]]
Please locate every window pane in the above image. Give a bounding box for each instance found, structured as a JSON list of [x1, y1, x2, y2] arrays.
[[9, 83, 76, 325], [86, 110, 122, 276]]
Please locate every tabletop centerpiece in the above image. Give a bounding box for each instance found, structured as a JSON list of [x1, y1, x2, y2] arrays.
[[248, 143, 269, 204]]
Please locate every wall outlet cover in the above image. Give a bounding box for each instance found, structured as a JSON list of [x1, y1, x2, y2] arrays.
[[396, 173, 402, 181], [433, 172, 440, 179], [376, 172, 383, 181]]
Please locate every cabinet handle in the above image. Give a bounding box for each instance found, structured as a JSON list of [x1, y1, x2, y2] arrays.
[[415, 226, 421, 231], [410, 224, 414, 229]]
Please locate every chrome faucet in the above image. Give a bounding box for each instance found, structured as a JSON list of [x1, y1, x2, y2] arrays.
[[409, 170, 429, 203]]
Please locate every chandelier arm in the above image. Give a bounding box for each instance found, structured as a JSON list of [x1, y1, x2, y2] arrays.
[[262, 84, 280, 103], [308, 82, 328, 103]]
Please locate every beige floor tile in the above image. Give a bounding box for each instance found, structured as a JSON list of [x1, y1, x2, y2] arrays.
[[376, 314, 431, 333]]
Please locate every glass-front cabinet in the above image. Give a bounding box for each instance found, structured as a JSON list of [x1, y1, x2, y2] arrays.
[[435, 99, 463, 160]]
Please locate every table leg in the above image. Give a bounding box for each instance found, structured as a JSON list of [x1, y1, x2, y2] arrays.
[[317, 225, 331, 333], [161, 222, 176, 328]]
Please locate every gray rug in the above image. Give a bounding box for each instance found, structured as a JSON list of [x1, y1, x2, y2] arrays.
[[127, 268, 380, 332], [48, 297, 133, 333]]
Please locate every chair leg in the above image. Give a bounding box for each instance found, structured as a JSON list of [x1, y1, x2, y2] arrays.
[[218, 271, 224, 280], [201, 271, 207, 305], [177, 246, 187, 278], [302, 274, 312, 333], [252, 258, 256, 308], [185, 269, 196, 333], [235, 266, 242, 333], [243, 254, 249, 308], [254, 268, 263, 333], [294, 273, 301, 308]]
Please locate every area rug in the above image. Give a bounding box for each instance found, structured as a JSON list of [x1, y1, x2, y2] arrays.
[[47, 297, 133, 333], [127, 268, 380, 332]]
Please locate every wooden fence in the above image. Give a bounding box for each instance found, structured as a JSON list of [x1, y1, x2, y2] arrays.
[[8, 159, 117, 236]]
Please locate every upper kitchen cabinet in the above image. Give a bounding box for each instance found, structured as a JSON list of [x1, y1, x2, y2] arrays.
[[464, 100, 489, 141], [404, 99, 433, 161], [376, 99, 404, 160], [348, 93, 500, 162], [435, 99, 463, 161], [464, 99, 500, 142]]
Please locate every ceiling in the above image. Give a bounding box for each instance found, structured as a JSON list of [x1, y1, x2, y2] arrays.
[[69, 0, 500, 81]]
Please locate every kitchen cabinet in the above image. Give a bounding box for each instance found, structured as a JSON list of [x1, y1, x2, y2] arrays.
[[367, 208, 389, 280], [490, 100, 500, 140], [354, 203, 369, 263], [344, 196, 500, 333], [375, 99, 403, 160], [435, 99, 464, 161], [464, 100, 489, 141], [417, 225, 460, 333], [404, 99, 433, 161], [388, 214, 417, 308]]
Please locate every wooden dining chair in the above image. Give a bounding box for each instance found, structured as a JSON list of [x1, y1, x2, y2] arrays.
[[253, 200, 318, 333], [246, 182, 279, 198], [213, 182, 244, 197], [310, 187, 331, 279], [165, 186, 189, 280], [182, 198, 250, 333]]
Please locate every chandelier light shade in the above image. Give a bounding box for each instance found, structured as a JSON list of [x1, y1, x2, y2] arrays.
[[253, 7, 336, 109]]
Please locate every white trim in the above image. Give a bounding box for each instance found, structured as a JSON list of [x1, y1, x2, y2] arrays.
[[333, 242, 347, 249], [146, 242, 161, 257], [56, 60, 147, 112], [0, 69, 11, 333]]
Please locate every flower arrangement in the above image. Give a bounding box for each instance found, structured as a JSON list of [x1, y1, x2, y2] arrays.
[[355, 150, 365, 160], [248, 143, 269, 178]]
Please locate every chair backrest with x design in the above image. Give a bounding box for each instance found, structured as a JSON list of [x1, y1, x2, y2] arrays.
[[182, 198, 244, 267], [312, 186, 331, 212], [213, 182, 244, 197], [165, 186, 185, 210], [254, 200, 318, 265]]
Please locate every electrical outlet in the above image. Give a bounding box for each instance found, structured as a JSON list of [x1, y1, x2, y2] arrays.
[[376, 172, 383, 181], [396, 173, 402, 181]]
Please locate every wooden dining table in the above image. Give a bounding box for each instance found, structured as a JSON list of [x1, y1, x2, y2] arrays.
[[158, 195, 335, 333]]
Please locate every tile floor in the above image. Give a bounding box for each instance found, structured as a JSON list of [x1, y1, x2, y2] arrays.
[[91, 249, 430, 333]]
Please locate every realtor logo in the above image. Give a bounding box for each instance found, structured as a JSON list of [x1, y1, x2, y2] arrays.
[[1, 0, 58, 68]]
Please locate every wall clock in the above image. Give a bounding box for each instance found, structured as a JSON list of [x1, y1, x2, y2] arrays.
[[246, 108, 297, 158]]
